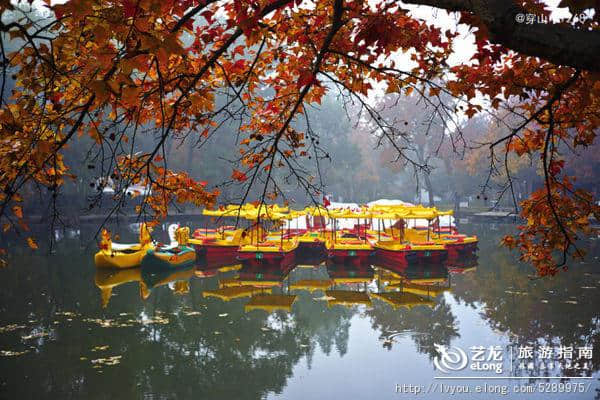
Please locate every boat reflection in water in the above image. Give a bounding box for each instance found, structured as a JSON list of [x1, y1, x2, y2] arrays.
[[96, 249, 476, 311], [94, 268, 143, 308]]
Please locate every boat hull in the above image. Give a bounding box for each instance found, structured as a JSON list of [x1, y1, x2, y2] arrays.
[[414, 249, 447, 263], [141, 247, 196, 271], [374, 248, 418, 266], [194, 243, 239, 259], [239, 251, 296, 269], [94, 246, 149, 269], [445, 241, 478, 259], [326, 249, 374, 265], [298, 241, 325, 251]]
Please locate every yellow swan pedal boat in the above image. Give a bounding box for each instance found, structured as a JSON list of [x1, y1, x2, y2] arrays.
[[94, 224, 154, 269]]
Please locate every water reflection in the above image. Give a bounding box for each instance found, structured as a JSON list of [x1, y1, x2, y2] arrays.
[[0, 222, 599, 399]]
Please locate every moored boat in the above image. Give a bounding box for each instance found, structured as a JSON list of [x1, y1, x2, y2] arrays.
[[94, 224, 154, 269], [324, 209, 375, 265], [141, 225, 196, 270], [236, 208, 299, 264]]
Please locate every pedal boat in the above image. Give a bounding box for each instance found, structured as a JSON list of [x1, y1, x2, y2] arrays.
[[237, 235, 299, 265], [296, 206, 329, 251], [235, 208, 299, 265], [325, 234, 374, 265], [437, 234, 478, 258], [372, 208, 449, 264], [141, 225, 196, 270], [324, 209, 375, 265], [94, 224, 154, 269]]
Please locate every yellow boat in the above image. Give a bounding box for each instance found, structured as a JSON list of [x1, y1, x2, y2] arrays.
[[236, 209, 299, 264], [191, 206, 259, 260], [94, 224, 154, 269], [371, 205, 478, 261], [324, 209, 375, 264], [370, 208, 449, 264]]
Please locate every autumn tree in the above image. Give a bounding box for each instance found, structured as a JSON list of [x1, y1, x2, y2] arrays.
[[1, 0, 599, 275]]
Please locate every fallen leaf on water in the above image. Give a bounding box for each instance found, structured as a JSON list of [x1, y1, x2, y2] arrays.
[[0, 350, 29, 357], [313, 296, 336, 301], [92, 345, 109, 352], [21, 331, 49, 340], [0, 324, 26, 333], [55, 311, 78, 317], [91, 355, 122, 366], [504, 290, 527, 295]]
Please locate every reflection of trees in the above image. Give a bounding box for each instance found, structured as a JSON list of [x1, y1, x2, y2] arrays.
[[0, 243, 355, 399], [366, 296, 459, 360], [451, 223, 600, 376]]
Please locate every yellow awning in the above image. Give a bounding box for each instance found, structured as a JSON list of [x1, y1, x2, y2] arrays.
[[203, 286, 272, 301], [290, 279, 333, 292], [371, 292, 435, 309], [244, 294, 297, 312], [325, 290, 372, 307]]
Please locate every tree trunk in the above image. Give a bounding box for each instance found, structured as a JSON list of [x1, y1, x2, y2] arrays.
[[424, 172, 435, 207]]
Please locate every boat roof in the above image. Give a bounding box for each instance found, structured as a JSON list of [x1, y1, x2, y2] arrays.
[[244, 294, 297, 312], [203, 286, 271, 301], [325, 290, 372, 307], [290, 279, 334, 291], [371, 292, 435, 309]]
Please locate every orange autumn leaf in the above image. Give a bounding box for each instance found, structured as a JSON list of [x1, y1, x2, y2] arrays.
[[231, 169, 248, 182], [12, 206, 23, 219], [27, 237, 38, 250]]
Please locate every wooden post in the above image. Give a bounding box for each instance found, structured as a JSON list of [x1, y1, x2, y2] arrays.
[[427, 219, 430, 242]]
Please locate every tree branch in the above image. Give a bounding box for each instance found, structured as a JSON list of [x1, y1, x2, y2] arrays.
[[403, 0, 600, 72]]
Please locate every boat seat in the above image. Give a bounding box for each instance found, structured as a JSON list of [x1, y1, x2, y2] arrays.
[[110, 242, 139, 250], [157, 241, 179, 251]]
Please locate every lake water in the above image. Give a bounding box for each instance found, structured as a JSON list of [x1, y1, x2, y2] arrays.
[[0, 220, 599, 399]]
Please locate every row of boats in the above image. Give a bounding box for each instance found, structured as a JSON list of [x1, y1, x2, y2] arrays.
[[94, 202, 478, 270]]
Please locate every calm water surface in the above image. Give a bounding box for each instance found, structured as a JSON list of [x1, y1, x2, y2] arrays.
[[0, 221, 599, 399]]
